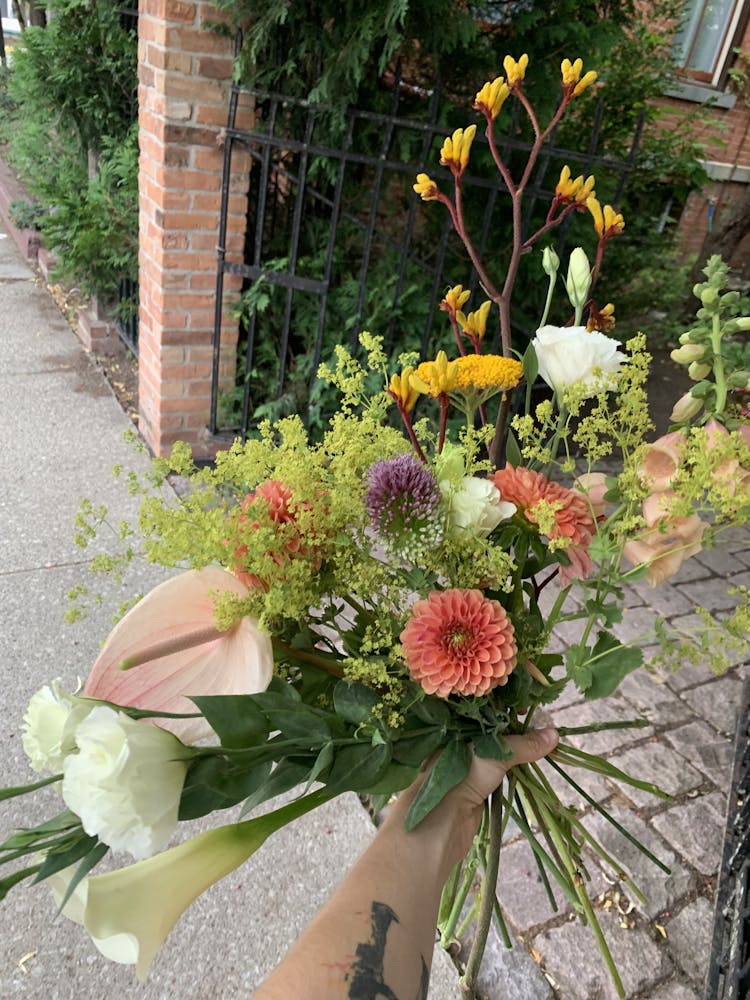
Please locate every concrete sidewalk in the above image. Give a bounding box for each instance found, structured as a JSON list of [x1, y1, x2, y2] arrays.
[[0, 217, 747, 1000], [0, 224, 457, 999]]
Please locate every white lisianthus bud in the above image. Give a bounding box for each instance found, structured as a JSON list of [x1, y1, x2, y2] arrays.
[[531, 325, 627, 398], [671, 343, 705, 364], [441, 476, 515, 538], [62, 706, 190, 860], [688, 361, 712, 380], [22, 680, 93, 774], [542, 246, 560, 277], [670, 392, 703, 422], [564, 247, 591, 311]]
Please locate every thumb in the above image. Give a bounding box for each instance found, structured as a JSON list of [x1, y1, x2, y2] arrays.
[[504, 727, 559, 766]]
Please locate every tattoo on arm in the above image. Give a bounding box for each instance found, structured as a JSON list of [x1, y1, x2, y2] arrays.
[[346, 901, 429, 1000]]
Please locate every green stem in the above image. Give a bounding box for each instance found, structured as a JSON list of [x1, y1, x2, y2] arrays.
[[710, 311, 728, 415], [556, 719, 650, 737], [440, 855, 479, 948], [460, 792, 503, 998], [539, 267, 556, 328], [552, 746, 671, 799]]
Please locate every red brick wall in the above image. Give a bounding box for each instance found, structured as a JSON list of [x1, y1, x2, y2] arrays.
[[137, 0, 252, 458], [652, 16, 750, 272]]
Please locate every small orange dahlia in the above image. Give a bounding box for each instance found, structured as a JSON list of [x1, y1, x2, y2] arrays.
[[492, 465, 594, 547], [400, 589, 517, 698]]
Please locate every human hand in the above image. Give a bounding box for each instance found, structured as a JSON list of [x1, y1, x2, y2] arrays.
[[386, 728, 559, 874]]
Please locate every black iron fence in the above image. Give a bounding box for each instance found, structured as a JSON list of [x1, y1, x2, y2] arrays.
[[210, 69, 645, 440], [115, 276, 139, 356], [706, 679, 750, 1000]]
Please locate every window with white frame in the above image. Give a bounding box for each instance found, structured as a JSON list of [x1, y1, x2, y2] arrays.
[[1, 0, 20, 35], [672, 0, 749, 87]]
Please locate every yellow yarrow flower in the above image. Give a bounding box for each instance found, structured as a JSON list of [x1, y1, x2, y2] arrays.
[[388, 366, 421, 412], [413, 173, 439, 201], [555, 165, 596, 206], [439, 125, 477, 173], [454, 354, 523, 391], [503, 54, 529, 89], [441, 284, 471, 315], [587, 197, 625, 238], [474, 77, 510, 119], [456, 300, 492, 345], [561, 58, 598, 96], [412, 351, 459, 397]]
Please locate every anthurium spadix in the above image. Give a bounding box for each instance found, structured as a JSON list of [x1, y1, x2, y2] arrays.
[[48, 788, 329, 980], [83, 567, 273, 743]]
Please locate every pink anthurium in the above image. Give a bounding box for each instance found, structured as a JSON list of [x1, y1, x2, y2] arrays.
[[84, 567, 273, 743]]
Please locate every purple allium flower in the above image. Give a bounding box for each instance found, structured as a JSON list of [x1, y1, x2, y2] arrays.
[[365, 454, 443, 554]]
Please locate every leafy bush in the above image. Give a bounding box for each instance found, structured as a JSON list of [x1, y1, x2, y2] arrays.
[[1, 0, 137, 299]]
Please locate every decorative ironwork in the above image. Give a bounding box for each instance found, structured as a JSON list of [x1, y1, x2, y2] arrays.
[[707, 679, 750, 1000]]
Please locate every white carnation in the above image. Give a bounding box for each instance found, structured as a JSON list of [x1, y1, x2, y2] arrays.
[[22, 680, 91, 774], [62, 706, 189, 860]]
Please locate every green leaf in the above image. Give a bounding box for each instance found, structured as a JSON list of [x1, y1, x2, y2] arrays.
[[404, 739, 471, 831], [179, 757, 273, 820], [0, 773, 62, 802], [34, 834, 102, 884], [325, 742, 391, 795], [0, 864, 41, 903], [265, 677, 302, 701], [307, 742, 335, 786], [473, 731, 513, 761], [584, 598, 624, 626], [240, 759, 312, 816], [392, 728, 445, 767], [413, 697, 451, 726], [523, 341, 539, 413], [333, 680, 380, 724], [584, 632, 644, 700], [190, 695, 269, 749], [366, 761, 420, 795], [505, 427, 522, 468], [262, 707, 332, 743]]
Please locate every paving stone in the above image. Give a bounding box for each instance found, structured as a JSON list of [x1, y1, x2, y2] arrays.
[[582, 805, 693, 919], [611, 604, 661, 644], [648, 979, 701, 1000], [533, 908, 672, 999], [675, 573, 750, 613], [669, 558, 713, 583], [618, 669, 695, 727], [650, 792, 726, 876], [665, 895, 714, 988], [631, 580, 697, 617], [607, 740, 704, 811], [664, 720, 734, 789], [472, 921, 554, 1000], [680, 674, 745, 736], [551, 698, 653, 756], [693, 546, 749, 576], [496, 837, 572, 932]]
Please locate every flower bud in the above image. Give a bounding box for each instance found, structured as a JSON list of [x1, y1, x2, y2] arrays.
[[671, 343, 705, 364], [670, 392, 703, 422], [701, 286, 719, 307], [565, 247, 591, 311], [728, 370, 750, 388], [688, 361, 712, 380], [542, 246, 560, 278], [679, 330, 699, 344], [734, 317, 750, 331]]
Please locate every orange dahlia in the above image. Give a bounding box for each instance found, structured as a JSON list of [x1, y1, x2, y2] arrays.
[[400, 589, 517, 698], [492, 465, 596, 583], [492, 465, 595, 546]]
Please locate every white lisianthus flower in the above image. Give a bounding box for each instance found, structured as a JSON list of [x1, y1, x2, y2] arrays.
[[441, 476, 516, 538], [532, 325, 626, 398], [22, 680, 92, 774], [62, 706, 189, 860]]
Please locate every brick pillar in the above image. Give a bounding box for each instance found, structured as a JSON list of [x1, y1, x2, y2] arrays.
[[137, 0, 252, 458]]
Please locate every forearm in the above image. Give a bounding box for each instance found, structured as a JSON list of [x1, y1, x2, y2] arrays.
[[253, 794, 466, 1000]]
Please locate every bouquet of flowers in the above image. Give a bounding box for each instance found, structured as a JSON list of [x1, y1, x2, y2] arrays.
[[3, 54, 749, 998]]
